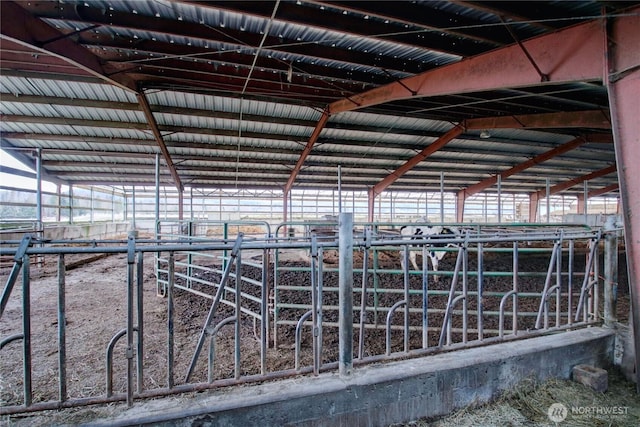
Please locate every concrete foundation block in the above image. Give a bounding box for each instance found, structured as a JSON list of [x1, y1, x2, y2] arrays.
[[614, 322, 637, 383], [91, 327, 614, 427], [572, 364, 608, 392]]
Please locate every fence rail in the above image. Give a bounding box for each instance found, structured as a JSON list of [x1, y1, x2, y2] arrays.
[[0, 218, 617, 415]]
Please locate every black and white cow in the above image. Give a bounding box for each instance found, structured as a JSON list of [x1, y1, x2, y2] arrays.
[[399, 221, 459, 281]]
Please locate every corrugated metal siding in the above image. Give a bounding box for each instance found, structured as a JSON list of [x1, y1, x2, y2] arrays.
[[1, 102, 145, 123], [147, 91, 322, 121], [0, 76, 136, 102]]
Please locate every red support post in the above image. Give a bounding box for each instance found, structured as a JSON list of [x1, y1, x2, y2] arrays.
[[606, 9, 640, 391]]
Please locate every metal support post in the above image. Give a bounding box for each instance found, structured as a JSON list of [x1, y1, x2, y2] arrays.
[[69, 185, 74, 224], [178, 188, 184, 221], [57, 254, 67, 402], [607, 36, 640, 390], [338, 165, 342, 213], [545, 178, 550, 223], [155, 153, 160, 227], [90, 187, 94, 224], [132, 186, 136, 230], [497, 174, 502, 223], [440, 172, 445, 222], [583, 181, 589, 222], [136, 251, 144, 393], [168, 251, 175, 388], [603, 216, 619, 327], [126, 231, 136, 406], [22, 254, 32, 407], [190, 187, 194, 220], [35, 148, 42, 228], [338, 212, 353, 377], [57, 184, 62, 222], [178, 187, 184, 221]]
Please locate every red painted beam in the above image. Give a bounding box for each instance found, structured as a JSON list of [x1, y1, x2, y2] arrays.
[[465, 110, 611, 130], [0, 1, 136, 92], [527, 165, 617, 222], [586, 183, 619, 198], [607, 7, 640, 390], [284, 110, 330, 195], [575, 183, 620, 214], [584, 134, 614, 144], [137, 92, 184, 192], [533, 165, 617, 200], [459, 136, 586, 201], [371, 124, 464, 197], [327, 13, 639, 114]]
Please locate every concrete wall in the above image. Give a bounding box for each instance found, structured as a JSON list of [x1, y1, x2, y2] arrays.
[[94, 327, 614, 427], [43, 222, 131, 240], [1, 222, 131, 241], [44, 222, 131, 240], [563, 213, 621, 227]]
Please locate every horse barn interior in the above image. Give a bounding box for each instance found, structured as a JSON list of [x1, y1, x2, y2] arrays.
[[1, 0, 639, 425]]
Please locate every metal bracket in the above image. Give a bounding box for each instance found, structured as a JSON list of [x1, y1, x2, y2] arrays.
[[1, 234, 33, 318], [501, 17, 549, 82]]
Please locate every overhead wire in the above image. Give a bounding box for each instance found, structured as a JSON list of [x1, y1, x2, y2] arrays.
[[235, 0, 281, 188]]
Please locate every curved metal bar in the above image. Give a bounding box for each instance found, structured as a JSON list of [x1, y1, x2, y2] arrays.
[[574, 237, 599, 321], [542, 284, 561, 329], [316, 246, 324, 371], [403, 245, 410, 353], [499, 290, 518, 338], [476, 243, 484, 341], [207, 316, 237, 383], [421, 244, 429, 349], [567, 239, 574, 324], [512, 241, 519, 335], [579, 278, 598, 322], [106, 327, 138, 398], [535, 241, 560, 329], [309, 235, 320, 375], [437, 247, 463, 347], [385, 300, 407, 356], [186, 234, 243, 382], [358, 228, 371, 359], [441, 294, 467, 347], [0, 235, 31, 319], [0, 333, 24, 350], [295, 310, 313, 371]]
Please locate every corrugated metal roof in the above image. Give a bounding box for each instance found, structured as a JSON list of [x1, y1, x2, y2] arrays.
[[0, 76, 136, 102], [1, 0, 630, 198]]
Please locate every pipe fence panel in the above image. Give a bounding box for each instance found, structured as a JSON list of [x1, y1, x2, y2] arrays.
[[0, 221, 612, 415]]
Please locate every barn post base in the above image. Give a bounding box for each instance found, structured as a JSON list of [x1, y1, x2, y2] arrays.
[[89, 327, 614, 427]]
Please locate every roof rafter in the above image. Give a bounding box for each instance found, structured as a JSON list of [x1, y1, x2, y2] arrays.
[[532, 164, 617, 201], [465, 110, 611, 130], [328, 17, 616, 114], [305, 0, 508, 48], [284, 109, 329, 194], [371, 124, 464, 197], [21, 1, 428, 75], [184, 0, 486, 57], [457, 136, 587, 201], [283, 11, 637, 194], [136, 91, 183, 192], [579, 183, 620, 199], [528, 164, 618, 221], [0, 1, 136, 92]]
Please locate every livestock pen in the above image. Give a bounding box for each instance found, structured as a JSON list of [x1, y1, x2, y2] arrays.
[[1, 216, 626, 419]]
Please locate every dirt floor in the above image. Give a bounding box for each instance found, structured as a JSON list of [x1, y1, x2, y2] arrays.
[[0, 240, 634, 425]]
